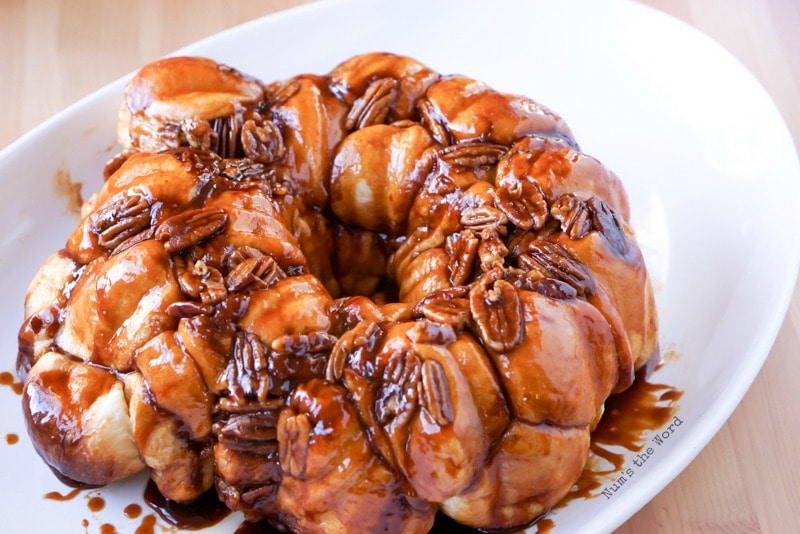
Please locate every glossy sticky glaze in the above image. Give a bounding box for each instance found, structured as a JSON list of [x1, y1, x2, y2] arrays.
[[18, 52, 659, 532]]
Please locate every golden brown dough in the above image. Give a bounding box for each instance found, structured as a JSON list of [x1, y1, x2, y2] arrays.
[[17, 52, 659, 533]]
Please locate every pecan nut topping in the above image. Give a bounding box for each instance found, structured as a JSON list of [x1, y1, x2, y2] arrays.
[[344, 77, 399, 131], [419, 359, 454, 426], [438, 142, 506, 168], [93, 193, 152, 250], [477, 228, 509, 273], [375, 350, 422, 427], [460, 205, 508, 231], [226, 255, 286, 293], [264, 78, 301, 107], [224, 331, 270, 404], [278, 411, 311, 479], [155, 207, 228, 252], [518, 240, 595, 297], [326, 321, 384, 383], [469, 277, 524, 353], [495, 178, 548, 231], [241, 119, 285, 164], [418, 99, 451, 146], [446, 230, 479, 286]]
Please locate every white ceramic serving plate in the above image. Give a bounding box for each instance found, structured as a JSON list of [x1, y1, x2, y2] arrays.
[[1, 0, 798, 532]]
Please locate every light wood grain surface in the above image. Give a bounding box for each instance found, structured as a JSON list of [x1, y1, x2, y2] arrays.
[[1, 0, 798, 532]]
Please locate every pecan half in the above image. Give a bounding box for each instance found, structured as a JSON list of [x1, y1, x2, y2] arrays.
[[587, 196, 630, 256], [439, 141, 506, 168], [155, 207, 228, 252], [446, 230, 479, 286], [93, 193, 152, 250], [271, 332, 337, 357], [326, 321, 384, 383], [241, 119, 285, 164], [460, 205, 508, 231], [477, 228, 508, 273], [226, 255, 286, 293], [375, 350, 422, 427], [415, 297, 471, 330], [225, 331, 270, 403], [181, 118, 217, 151], [420, 359, 454, 426], [345, 77, 399, 131], [469, 278, 524, 353], [495, 178, 548, 231], [177, 259, 228, 304], [215, 410, 280, 454], [279, 411, 311, 479], [212, 114, 241, 158], [264, 78, 301, 107], [519, 240, 594, 297], [418, 99, 451, 146], [550, 194, 592, 239]]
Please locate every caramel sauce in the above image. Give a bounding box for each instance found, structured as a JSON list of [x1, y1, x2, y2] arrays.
[[143, 477, 230, 529], [234, 520, 284, 533], [533, 518, 556, 533], [88, 495, 106, 512], [5, 433, 19, 445], [124, 503, 143, 519], [134, 514, 157, 534], [44, 488, 81, 501], [559, 358, 683, 504], [53, 163, 84, 215], [99, 523, 117, 534], [0, 371, 23, 395]]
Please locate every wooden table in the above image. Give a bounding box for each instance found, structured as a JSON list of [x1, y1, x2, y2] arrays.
[[2, 0, 798, 531]]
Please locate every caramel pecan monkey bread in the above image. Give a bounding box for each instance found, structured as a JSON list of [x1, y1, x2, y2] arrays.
[[17, 53, 658, 532]]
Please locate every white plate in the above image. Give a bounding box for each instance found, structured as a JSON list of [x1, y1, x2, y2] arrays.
[[1, 0, 798, 532]]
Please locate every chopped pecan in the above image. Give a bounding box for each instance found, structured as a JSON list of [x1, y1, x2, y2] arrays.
[[241, 119, 285, 164], [418, 99, 451, 146], [345, 77, 399, 131], [420, 359, 454, 426], [520, 240, 594, 297], [438, 141, 506, 167], [226, 255, 286, 293], [375, 350, 422, 427], [225, 331, 270, 404], [93, 193, 152, 250], [495, 178, 548, 231], [155, 207, 228, 252], [469, 277, 524, 353], [446, 230, 479, 286], [460, 204, 508, 231]]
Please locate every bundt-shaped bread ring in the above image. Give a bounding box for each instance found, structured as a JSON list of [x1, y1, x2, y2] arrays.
[[18, 53, 658, 531]]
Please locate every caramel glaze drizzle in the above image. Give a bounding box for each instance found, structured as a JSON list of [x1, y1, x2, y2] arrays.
[[559, 353, 683, 506]]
